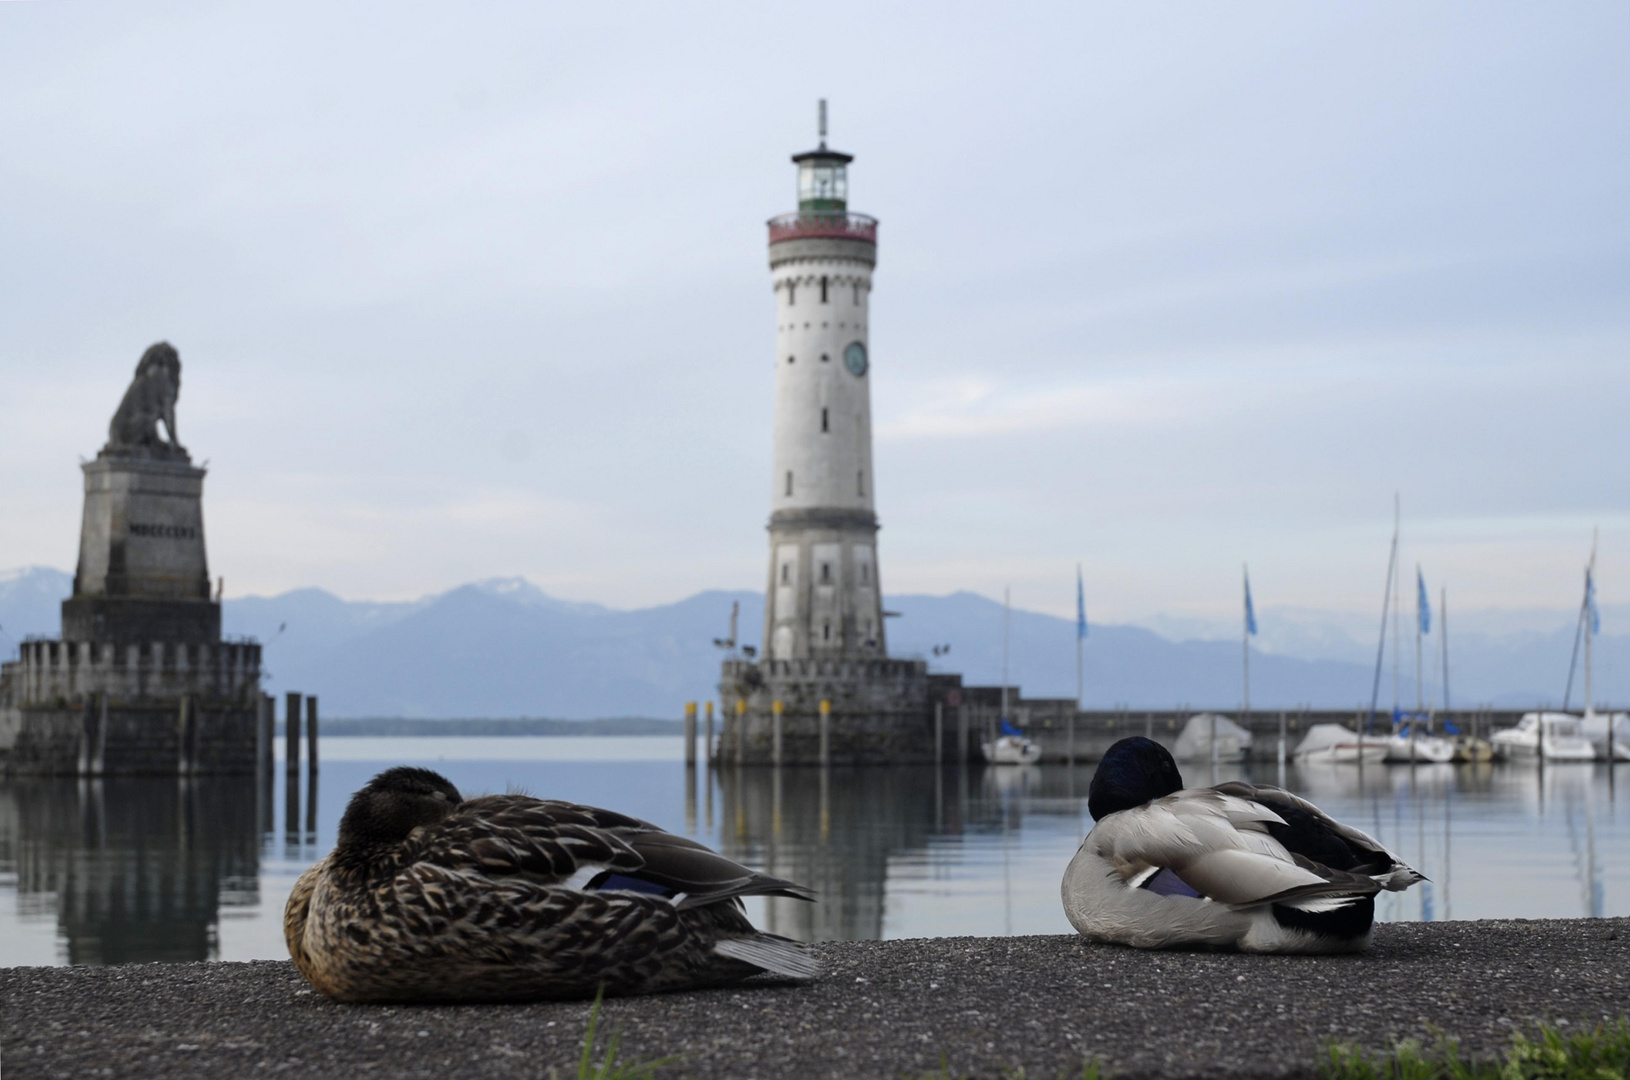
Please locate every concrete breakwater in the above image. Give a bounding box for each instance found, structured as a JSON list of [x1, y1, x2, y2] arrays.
[[3, 919, 1624, 1079], [946, 699, 1527, 763]]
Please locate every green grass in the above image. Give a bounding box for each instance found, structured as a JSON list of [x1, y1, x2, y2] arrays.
[[1322, 1020, 1630, 1080], [549, 990, 680, 1080]]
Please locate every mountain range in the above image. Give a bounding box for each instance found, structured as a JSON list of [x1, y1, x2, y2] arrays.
[[1, 567, 1621, 718]]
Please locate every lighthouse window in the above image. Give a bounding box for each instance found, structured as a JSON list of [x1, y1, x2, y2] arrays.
[[787, 355, 795, 365], [781, 564, 790, 584], [820, 353, 829, 363], [787, 283, 796, 305], [785, 471, 793, 496], [820, 563, 831, 583], [852, 282, 861, 304], [860, 564, 869, 584], [820, 276, 829, 303], [821, 407, 829, 433], [823, 622, 831, 641], [858, 470, 865, 497]]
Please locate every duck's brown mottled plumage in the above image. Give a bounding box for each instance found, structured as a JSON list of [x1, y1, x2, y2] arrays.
[[286, 767, 816, 1002]]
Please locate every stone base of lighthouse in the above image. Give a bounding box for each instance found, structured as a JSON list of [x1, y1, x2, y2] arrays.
[[716, 657, 932, 764]]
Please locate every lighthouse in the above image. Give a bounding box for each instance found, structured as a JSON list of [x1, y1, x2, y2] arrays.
[[718, 104, 945, 766], [763, 101, 885, 662]]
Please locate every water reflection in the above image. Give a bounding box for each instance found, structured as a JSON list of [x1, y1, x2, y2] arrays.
[[715, 760, 1627, 942], [0, 742, 1624, 965], [0, 777, 260, 964]]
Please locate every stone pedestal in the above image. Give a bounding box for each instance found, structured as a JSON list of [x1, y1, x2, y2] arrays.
[[718, 657, 932, 764], [62, 454, 217, 645]]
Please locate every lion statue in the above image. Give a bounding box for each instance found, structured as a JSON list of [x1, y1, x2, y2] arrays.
[[106, 341, 186, 458]]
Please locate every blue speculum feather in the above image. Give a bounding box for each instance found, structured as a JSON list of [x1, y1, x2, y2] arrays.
[[587, 872, 676, 897], [1140, 868, 1202, 899]]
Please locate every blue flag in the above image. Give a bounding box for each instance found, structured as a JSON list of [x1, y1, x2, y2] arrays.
[[1587, 568, 1600, 635], [1417, 568, 1431, 635], [1244, 568, 1257, 636], [1076, 565, 1087, 640]]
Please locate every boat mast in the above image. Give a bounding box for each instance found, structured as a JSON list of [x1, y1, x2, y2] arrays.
[[1440, 586, 1450, 722], [1392, 506, 1401, 725], [1585, 530, 1598, 718], [1001, 586, 1010, 724], [1366, 494, 1400, 734], [1415, 564, 1424, 717]]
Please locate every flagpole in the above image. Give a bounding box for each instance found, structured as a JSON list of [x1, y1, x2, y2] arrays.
[[1585, 530, 1598, 719], [1412, 566, 1423, 759], [1072, 564, 1083, 768]]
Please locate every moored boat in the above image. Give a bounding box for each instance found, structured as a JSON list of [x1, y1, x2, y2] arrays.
[[1580, 711, 1630, 762], [1292, 723, 1389, 765], [1172, 713, 1252, 764], [981, 730, 1042, 765], [1489, 712, 1596, 761]]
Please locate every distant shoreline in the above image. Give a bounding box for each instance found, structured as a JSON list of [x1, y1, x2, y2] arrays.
[[272, 717, 684, 737]]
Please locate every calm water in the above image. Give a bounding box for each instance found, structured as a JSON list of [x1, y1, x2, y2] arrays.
[[1, 736, 1626, 966]]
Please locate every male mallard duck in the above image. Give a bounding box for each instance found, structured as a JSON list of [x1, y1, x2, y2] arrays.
[[1061, 737, 1423, 953], [286, 766, 817, 1002]]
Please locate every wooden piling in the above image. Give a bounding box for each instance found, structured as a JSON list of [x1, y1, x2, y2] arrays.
[[285, 692, 302, 778], [704, 701, 715, 765], [306, 695, 319, 777], [934, 702, 943, 766], [772, 700, 784, 767], [734, 699, 746, 764], [177, 693, 195, 776], [77, 695, 97, 777], [305, 695, 319, 835], [684, 702, 698, 766], [819, 699, 831, 767], [958, 704, 969, 764]]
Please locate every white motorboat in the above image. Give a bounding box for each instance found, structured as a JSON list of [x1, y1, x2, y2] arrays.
[[1382, 717, 1457, 763], [1580, 711, 1630, 762], [1292, 723, 1389, 765], [981, 733, 1042, 765], [1172, 713, 1252, 763], [1489, 712, 1596, 761]]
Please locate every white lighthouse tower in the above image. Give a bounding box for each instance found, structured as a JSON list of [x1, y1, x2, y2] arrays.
[[719, 104, 942, 766], [763, 101, 886, 662]]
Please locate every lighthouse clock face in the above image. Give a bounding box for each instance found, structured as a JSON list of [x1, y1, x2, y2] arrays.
[[844, 341, 868, 377]]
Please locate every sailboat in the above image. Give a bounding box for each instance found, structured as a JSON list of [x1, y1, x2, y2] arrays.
[[1575, 538, 1630, 762], [1493, 534, 1623, 762], [1299, 495, 1400, 764], [981, 587, 1041, 765], [1438, 586, 1493, 762]]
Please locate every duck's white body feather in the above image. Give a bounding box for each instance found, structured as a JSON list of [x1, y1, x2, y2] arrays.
[[1062, 783, 1422, 954]]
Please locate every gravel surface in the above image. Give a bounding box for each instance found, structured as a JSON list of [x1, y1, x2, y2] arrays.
[[3, 920, 1627, 1079]]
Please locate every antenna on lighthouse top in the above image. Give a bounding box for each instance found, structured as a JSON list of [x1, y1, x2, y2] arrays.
[[818, 98, 827, 148]]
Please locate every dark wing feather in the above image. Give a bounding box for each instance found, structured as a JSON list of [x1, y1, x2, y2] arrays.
[[1211, 781, 1412, 878], [404, 794, 813, 907], [615, 829, 816, 908], [403, 797, 645, 885]]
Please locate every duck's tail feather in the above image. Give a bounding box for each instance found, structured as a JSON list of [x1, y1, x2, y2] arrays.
[[713, 934, 818, 979]]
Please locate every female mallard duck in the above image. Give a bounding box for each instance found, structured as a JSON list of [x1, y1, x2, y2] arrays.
[[286, 766, 817, 1002], [1061, 737, 1423, 953]]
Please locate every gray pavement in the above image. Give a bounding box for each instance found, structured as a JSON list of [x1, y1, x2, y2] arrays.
[[3, 920, 1627, 1079]]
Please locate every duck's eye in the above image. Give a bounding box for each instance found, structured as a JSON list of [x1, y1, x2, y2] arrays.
[[432, 791, 447, 802]]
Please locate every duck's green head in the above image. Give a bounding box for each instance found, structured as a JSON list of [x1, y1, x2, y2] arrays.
[[1088, 737, 1184, 821], [338, 766, 463, 851]]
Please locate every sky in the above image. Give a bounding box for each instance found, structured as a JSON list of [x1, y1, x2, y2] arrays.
[[1, 2, 1626, 631]]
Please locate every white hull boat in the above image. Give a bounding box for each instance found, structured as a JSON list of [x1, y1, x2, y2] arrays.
[[981, 734, 1042, 765], [1383, 729, 1457, 763], [1173, 713, 1253, 764], [1489, 712, 1596, 761], [1293, 723, 1389, 765], [1580, 711, 1630, 762]]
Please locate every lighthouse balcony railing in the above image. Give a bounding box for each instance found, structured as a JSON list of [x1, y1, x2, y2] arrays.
[[767, 212, 878, 244]]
